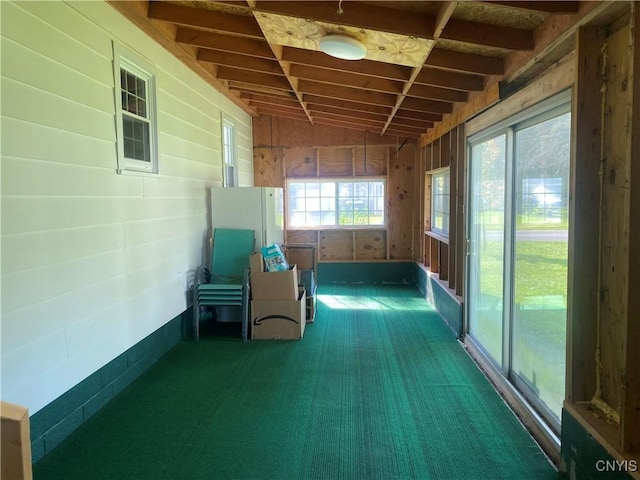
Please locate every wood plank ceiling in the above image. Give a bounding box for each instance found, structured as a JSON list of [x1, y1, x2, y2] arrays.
[[110, 1, 581, 139]]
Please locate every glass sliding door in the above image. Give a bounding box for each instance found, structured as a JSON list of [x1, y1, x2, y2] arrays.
[[466, 92, 571, 432], [467, 134, 507, 366], [511, 109, 571, 422]]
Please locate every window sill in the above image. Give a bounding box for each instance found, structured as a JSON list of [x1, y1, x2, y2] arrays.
[[425, 230, 449, 244], [287, 226, 387, 230], [116, 168, 159, 178]]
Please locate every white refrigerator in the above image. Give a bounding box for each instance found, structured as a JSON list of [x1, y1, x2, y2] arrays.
[[211, 187, 284, 249]]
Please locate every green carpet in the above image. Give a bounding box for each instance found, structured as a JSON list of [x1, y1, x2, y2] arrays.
[[34, 285, 561, 480]]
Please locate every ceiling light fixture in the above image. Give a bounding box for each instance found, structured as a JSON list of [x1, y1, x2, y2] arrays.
[[319, 34, 367, 61]]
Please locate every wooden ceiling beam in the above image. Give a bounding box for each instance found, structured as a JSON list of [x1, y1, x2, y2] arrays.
[[240, 93, 301, 108], [106, 1, 257, 117], [312, 111, 386, 129], [255, 1, 531, 52], [229, 82, 293, 97], [175, 28, 275, 59], [147, 2, 264, 39], [257, 110, 309, 122], [249, 100, 304, 114], [197, 49, 284, 75], [385, 128, 420, 139], [425, 48, 504, 76], [441, 18, 534, 50], [214, 1, 253, 9], [217, 67, 291, 90], [303, 95, 392, 116], [390, 117, 434, 130], [312, 117, 383, 134], [401, 97, 453, 115], [395, 109, 442, 123], [387, 122, 427, 134], [289, 64, 404, 95], [297, 81, 397, 107], [307, 104, 390, 123], [281, 47, 412, 82], [415, 67, 485, 91], [381, 1, 457, 136], [406, 84, 468, 103], [254, 1, 436, 38], [251, 102, 307, 116], [482, 1, 580, 14]]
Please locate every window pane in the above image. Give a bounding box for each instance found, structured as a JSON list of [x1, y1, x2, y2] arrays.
[[431, 170, 450, 235], [354, 182, 367, 196], [306, 183, 321, 196], [288, 179, 384, 228], [321, 212, 335, 225], [338, 182, 353, 197], [306, 211, 321, 226], [125, 93, 136, 115], [320, 183, 335, 196], [136, 77, 146, 99], [137, 98, 146, 118], [468, 134, 507, 366], [123, 116, 150, 162], [306, 197, 320, 211], [338, 198, 353, 213], [289, 183, 305, 198], [512, 111, 570, 422], [222, 122, 236, 186], [321, 197, 335, 212]]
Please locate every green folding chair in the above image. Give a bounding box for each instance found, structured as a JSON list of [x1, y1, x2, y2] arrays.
[[193, 228, 255, 341]]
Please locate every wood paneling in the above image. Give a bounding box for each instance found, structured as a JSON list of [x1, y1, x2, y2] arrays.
[[421, 124, 465, 297], [255, 129, 418, 263], [284, 147, 317, 178], [319, 230, 353, 261], [286, 230, 318, 246], [253, 147, 284, 187], [354, 145, 388, 176], [318, 147, 353, 177], [387, 143, 416, 260], [355, 230, 387, 260]]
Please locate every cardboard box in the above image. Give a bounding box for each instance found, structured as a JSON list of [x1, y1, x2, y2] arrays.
[[251, 264, 298, 301], [251, 289, 306, 340], [249, 252, 264, 273], [1, 401, 32, 480]]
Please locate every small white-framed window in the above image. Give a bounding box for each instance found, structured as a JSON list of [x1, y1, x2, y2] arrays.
[[287, 178, 385, 228], [113, 42, 158, 174], [430, 167, 450, 237], [221, 115, 237, 187]]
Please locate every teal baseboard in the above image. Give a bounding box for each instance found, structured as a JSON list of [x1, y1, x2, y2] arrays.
[[415, 265, 463, 337], [317, 262, 416, 285], [561, 409, 634, 479], [30, 310, 189, 463]]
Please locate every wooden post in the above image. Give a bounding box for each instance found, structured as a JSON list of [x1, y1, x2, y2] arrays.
[[622, 3, 640, 453], [430, 237, 439, 274], [456, 125, 465, 297], [448, 129, 457, 291], [566, 26, 605, 404]]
